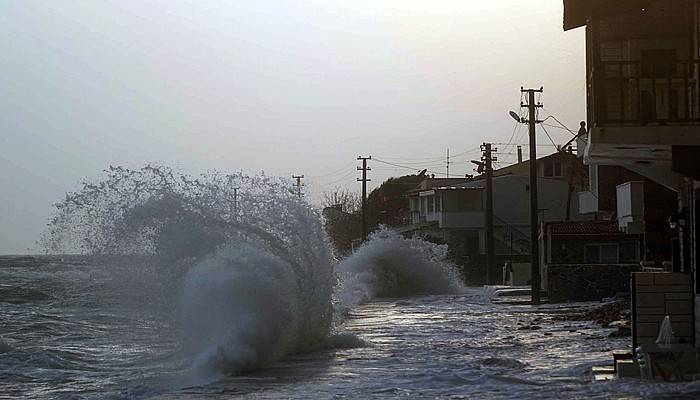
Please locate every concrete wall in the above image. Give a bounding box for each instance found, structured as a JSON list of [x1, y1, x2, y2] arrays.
[[547, 264, 639, 302], [632, 272, 694, 348]]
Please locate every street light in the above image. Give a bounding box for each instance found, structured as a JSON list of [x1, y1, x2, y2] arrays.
[[509, 111, 523, 123]]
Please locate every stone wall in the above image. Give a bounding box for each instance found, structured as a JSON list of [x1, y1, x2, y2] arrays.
[[632, 272, 693, 348], [547, 264, 639, 302]]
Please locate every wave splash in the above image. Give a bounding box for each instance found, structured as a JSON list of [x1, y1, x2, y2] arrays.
[[43, 165, 463, 380], [335, 228, 464, 314], [44, 165, 334, 377]]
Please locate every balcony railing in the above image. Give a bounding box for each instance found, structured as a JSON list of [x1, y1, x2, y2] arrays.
[[596, 60, 700, 125]]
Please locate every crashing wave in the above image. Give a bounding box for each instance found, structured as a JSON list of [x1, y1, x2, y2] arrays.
[[43, 165, 334, 377], [335, 228, 464, 315]]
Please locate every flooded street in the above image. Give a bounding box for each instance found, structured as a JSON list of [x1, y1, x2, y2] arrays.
[[167, 294, 700, 399], [2, 258, 700, 399]]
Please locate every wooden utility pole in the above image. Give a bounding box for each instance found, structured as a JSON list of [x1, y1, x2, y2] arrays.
[[521, 87, 543, 305], [446, 148, 450, 178], [357, 156, 372, 241], [233, 187, 239, 215], [292, 175, 304, 198], [482, 143, 497, 285]]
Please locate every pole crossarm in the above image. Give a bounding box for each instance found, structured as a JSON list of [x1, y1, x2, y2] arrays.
[[357, 156, 372, 241]]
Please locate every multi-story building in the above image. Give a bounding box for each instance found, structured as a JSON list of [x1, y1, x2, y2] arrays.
[[406, 152, 590, 283], [564, 0, 700, 354]]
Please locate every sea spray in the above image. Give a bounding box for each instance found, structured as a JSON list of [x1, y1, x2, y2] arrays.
[[335, 228, 464, 316], [43, 165, 335, 377], [181, 244, 305, 376]]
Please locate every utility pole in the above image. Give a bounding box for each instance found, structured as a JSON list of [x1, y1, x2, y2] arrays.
[[233, 187, 239, 215], [521, 87, 544, 305], [482, 143, 497, 285], [357, 156, 372, 241], [446, 148, 450, 178], [292, 175, 304, 198]]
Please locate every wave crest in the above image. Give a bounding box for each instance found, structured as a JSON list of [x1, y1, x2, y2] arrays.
[[336, 228, 464, 313]]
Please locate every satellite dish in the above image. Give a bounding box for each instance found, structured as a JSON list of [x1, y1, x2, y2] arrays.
[[509, 111, 522, 123]]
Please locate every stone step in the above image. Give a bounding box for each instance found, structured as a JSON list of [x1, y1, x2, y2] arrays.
[[594, 373, 616, 382], [612, 350, 633, 371], [616, 359, 641, 378], [592, 365, 615, 374]]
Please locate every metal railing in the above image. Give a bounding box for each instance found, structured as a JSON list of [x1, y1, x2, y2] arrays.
[[596, 60, 700, 125], [493, 215, 531, 255]]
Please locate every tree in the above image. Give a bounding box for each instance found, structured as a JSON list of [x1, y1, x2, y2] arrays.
[[321, 187, 361, 256], [366, 174, 424, 229]]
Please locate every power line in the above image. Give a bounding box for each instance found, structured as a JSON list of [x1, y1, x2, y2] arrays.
[[373, 158, 444, 176], [539, 124, 559, 149], [541, 111, 577, 136], [308, 161, 356, 179]]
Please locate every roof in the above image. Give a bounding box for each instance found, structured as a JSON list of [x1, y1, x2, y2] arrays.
[[548, 221, 625, 235], [469, 151, 579, 182], [563, 0, 650, 31], [433, 186, 483, 191], [407, 177, 472, 194]]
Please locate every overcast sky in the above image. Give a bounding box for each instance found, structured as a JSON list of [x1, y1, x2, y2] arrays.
[[0, 0, 585, 254]]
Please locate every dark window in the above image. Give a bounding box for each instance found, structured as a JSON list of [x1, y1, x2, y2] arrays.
[[619, 241, 640, 263], [584, 243, 620, 264], [543, 160, 563, 177]]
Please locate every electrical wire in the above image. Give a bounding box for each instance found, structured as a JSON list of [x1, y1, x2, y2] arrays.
[[541, 110, 578, 136], [307, 160, 357, 179], [373, 158, 444, 176], [539, 124, 560, 149]]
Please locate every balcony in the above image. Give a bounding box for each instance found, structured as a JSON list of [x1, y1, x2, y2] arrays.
[[584, 60, 700, 171], [596, 60, 700, 126]]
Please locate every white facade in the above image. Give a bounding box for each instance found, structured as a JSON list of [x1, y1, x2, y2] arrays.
[[409, 175, 587, 255]]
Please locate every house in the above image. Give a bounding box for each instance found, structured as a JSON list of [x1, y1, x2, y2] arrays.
[[542, 221, 642, 302], [563, 0, 700, 362], [406, 152, 591, 283]]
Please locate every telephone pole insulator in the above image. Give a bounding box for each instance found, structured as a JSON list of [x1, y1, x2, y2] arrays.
[[357, 156, 372, 241]]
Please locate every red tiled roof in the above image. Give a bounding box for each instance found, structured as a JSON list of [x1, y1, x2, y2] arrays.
[[549, 221, 623, 235]]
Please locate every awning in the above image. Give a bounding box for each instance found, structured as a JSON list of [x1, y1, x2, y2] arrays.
[[563, 0, 651, 31]]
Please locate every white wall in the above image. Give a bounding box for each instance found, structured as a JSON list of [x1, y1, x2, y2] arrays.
[[463, 175, 575, 227]]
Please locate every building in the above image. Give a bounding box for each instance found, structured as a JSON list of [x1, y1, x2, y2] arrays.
[[542, 221, 642, 302], [406, 152, 591, 283], [563, 0, 700, 355]]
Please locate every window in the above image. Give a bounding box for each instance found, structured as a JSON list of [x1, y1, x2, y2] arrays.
[[543, 160, 563, 177], [584, 243, 620, 264], [427, 196, 434, 213], [619, 241, 640, 263]]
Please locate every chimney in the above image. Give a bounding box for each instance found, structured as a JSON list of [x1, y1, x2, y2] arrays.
[[517, 145, 523, 163]]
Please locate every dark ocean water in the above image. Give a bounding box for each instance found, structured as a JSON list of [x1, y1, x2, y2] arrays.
[[1, 256, 699, 399]]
